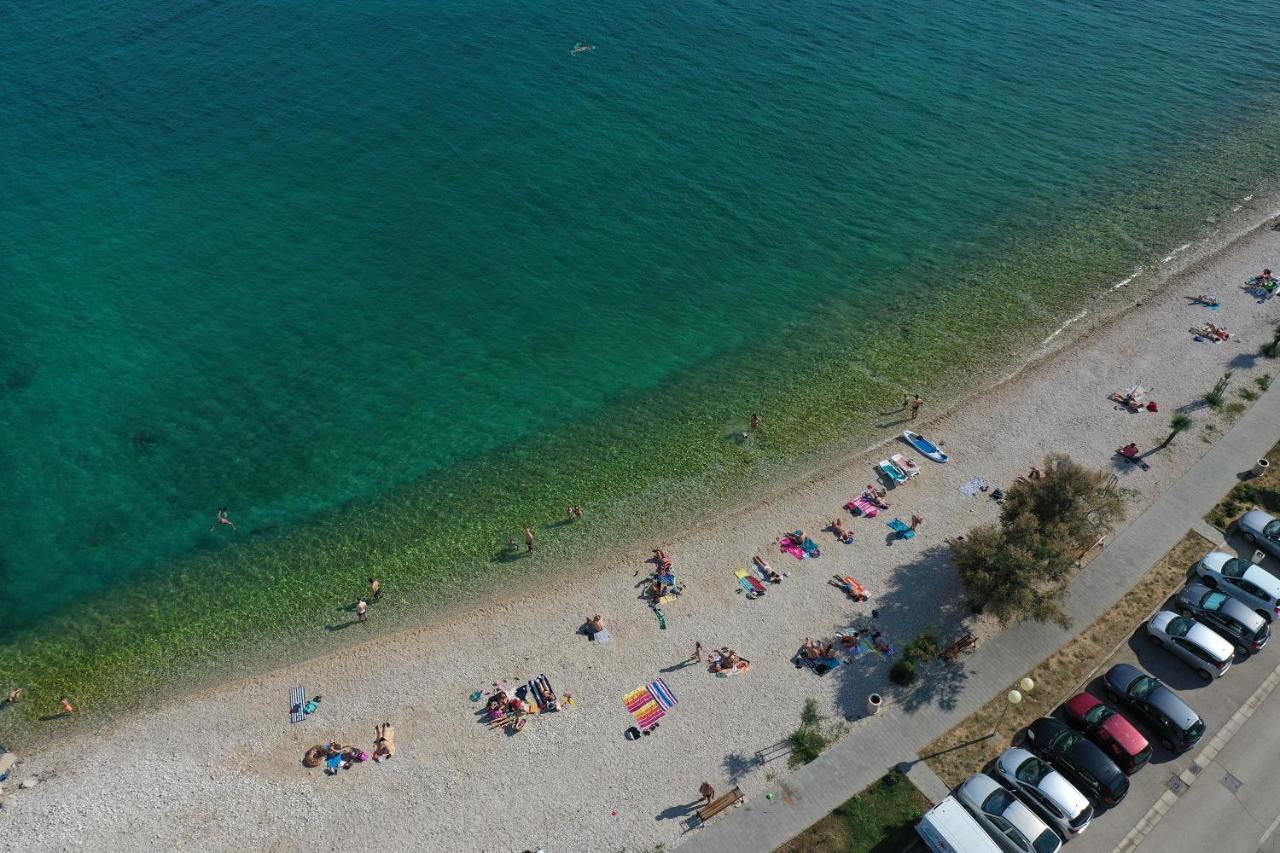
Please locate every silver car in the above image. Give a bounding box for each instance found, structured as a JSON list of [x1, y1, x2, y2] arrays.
[[1146, 610, 1234, 680], [993, 748, 1092, 838], [1194, 552, 1280, 622], [956, 773, 1063, 853], [1238, 509, 1280, 561]]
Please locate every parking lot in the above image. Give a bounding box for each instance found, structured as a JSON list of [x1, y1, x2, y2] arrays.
[[1011, 526, 1280, 853]]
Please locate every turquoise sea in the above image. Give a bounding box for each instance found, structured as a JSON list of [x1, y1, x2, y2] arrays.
[[3, 0, 1280, 718]]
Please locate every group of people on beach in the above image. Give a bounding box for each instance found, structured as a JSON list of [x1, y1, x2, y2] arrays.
[[304, 722, 395, 776]]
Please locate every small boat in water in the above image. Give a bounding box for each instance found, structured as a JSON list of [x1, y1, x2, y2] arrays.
[[902, 430, 949, 463]]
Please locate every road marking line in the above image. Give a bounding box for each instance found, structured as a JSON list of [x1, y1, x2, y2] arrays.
[[1111, 659, 1280, 853], [1260, 810, 1280, 847]]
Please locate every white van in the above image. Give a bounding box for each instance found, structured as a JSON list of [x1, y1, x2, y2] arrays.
[[916, 795, 1002, 853]]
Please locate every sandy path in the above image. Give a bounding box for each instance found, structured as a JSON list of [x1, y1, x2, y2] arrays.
[[4, 207, 1280, 853]]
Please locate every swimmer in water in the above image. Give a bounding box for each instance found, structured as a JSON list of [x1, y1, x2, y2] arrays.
[[571, 43, 595, 54], [210, 507, 236, 533]]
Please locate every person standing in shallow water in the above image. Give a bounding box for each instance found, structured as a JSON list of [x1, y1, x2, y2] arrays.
[[910, 394, 924, 420], [210, 507, 236, 532], [369, 578, 382, 603], [525, 526, 536, 554], [356, 599, 368, 622]]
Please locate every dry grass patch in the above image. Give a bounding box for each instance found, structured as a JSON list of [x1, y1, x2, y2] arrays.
[[921, 530, 1214, 788], [1206, 440, 1280, 530]]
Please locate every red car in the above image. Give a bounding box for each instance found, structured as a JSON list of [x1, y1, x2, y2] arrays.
[[1063, 693, 1152, 774]]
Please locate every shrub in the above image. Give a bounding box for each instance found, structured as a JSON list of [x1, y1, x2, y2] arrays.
[[889, 659, 918, 685], [788, 698, 846, 767], [1258, 374, 1273, 391], [901, 628, 941, 665]]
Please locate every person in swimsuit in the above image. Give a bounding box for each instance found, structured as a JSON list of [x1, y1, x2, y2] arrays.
[[524, 526, 536, 554], [356, 599, 369, 622], [210, 507, 236, 532], [369, 578, 382, 603]]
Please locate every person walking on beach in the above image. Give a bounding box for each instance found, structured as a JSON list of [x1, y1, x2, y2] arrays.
[[749, 413, 761, 430], [5, 689, 20, 704], [58, 697, 75, 716], [525, 526, 536, 554], [356, 599, 369, 623], [699, 781, 716, 806], [692, 641, 703, 664], [369, 578, 382, 603], [210, 507, 236, 532], [910, 394, 924, 420], [910, 513, 924, 531]]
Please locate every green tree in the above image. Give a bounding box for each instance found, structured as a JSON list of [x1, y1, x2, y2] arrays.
[[953, 455, 1128, 627], [1160, 413, 1193, 449]]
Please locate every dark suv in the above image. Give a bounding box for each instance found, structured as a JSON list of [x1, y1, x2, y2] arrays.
[[1023, 717, 1129, 806], [1103, 664, 1206, 752]]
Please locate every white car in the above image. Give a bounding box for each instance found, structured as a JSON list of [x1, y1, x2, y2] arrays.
[[956, 773, 1063, 853], [1195, 552, 1280, 622], [1146, 610, 1234, 680], [993, 748, 1092, 838], [1238, 509, 1280, 561]]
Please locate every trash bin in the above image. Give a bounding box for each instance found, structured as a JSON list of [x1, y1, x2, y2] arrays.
[[867, 693, 883, 716], [1252, 458, 1270, 477]]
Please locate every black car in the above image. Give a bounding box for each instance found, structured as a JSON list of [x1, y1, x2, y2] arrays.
[[1103, 663, 1206, 752], [1022, 717, 1129, 806], [1178, 583, 1271, 655]]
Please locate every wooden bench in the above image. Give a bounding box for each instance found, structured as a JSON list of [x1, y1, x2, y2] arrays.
[[941, 633, 977, 664], [696, 787, 744, 824]]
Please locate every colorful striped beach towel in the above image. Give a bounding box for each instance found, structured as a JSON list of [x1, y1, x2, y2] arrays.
[[649, 678, 677, 710], [624, 686, 665, 729]]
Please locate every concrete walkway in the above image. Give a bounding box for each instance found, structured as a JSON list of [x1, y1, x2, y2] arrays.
[[679, 385, 1280, 852]]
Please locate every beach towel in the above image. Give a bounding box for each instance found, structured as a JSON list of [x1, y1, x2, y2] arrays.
[[780, 538, 806, 560], [754, 563, 780, 583], [846, 495, 881, 518], [734, 569, 757, 595], [802, 537, 821, 558], [654, 607, 667, 629], [592, 628, 611, 644], [624, 685, 666, 729], [888, 518, 915, 539], [959, 477, 988, 497], [650, 678, 677, 710], [290, 686, 306, 724]]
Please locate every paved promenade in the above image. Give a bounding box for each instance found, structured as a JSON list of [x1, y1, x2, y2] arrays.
[[680, 384, 1280, 852]]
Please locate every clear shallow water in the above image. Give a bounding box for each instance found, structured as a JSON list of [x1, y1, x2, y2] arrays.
[[2, 1, 1280, 712]]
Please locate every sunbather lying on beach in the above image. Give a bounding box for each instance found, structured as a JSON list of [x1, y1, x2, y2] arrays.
[[652, 548, 673, 569], [863, 486, 889, 508], [752, 555, 782, 583], [830, 518, 854, 544]]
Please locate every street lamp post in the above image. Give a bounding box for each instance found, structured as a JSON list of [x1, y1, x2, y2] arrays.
[[991, 677, 1036, 739]]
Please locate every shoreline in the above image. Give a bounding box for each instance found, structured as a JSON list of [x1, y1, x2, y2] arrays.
[[4, 185, 1279, 752], [5, 183, 1280, 850]]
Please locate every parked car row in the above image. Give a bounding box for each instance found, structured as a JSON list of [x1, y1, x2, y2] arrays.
[[915, 543, 1280, 853]]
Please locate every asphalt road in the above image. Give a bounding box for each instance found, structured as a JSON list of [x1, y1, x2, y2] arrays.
[[1049, 527, 1280, 853]]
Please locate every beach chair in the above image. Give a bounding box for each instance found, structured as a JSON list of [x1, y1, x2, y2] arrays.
[[889, 453, 920, 478], [888, 518, 915, 539], [941, 633, 977, 664], [877, 459, 908, 485]]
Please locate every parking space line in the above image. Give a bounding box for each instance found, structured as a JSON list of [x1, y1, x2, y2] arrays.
[[1110, 659, 1280, 853], [1260, 810, 1280, 848]]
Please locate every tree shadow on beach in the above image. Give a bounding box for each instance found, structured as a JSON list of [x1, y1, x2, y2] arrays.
[[831, 543, 974, 719]]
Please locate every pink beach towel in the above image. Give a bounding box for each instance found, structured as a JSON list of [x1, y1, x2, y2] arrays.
[[845, 496, 880, 518], [780, 538, 806, 560], [624, 685, 665, 729]]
